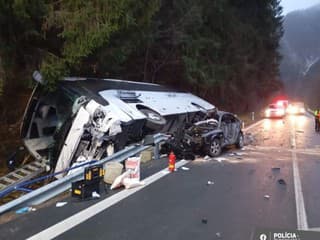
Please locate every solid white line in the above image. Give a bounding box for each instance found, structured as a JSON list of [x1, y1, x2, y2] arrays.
[[243, 119, 265, 132], [308, 227, 320, 231], [291, 122, 308, 230], [27, 160, 189, 240]]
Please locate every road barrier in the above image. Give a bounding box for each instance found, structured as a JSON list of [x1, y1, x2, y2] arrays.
[[0, 134, 168, 215]]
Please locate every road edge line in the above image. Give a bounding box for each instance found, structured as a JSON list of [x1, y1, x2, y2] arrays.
[[291, 122, 308, 230], [244, 119, 265, 132], [26, 160, 189, 240]]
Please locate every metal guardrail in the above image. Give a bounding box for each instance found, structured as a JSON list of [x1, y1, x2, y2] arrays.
[[0, 133, 168, 215]]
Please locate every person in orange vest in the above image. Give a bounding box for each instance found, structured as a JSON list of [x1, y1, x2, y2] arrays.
[[317, 110, 320, 132], [315, 109, 320, 132]]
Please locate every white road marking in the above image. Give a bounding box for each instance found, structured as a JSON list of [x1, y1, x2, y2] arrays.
[[27, 160, 189, 240], [291, 122, 308, 230], [308, 227, 320, 231], [243, 119, 265, 132]]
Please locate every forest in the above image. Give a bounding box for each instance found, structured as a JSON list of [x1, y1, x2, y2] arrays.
[[0, 0, 283, 124]]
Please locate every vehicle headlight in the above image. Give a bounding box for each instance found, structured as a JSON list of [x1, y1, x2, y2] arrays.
[[277, 109, 285, 115], [265, 110, 270, 117]]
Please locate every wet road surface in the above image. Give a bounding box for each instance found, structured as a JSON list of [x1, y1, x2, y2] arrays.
[[1, 112, 320, 239]]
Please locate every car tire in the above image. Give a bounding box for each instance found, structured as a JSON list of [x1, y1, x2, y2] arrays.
[[139, 108, 166, 131], [207, 138, 221, 157], [236, 132, 244, 149]]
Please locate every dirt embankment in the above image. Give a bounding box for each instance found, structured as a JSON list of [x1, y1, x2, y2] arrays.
[[0, 90, 32, 176]]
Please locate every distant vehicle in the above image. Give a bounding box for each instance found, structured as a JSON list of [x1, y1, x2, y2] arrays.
[[286, 102, 305, 115], [163, 111, 244, 158], [264, 104, 286, 118], [276, 100, 289, 109], [21, 74, 216, 177]]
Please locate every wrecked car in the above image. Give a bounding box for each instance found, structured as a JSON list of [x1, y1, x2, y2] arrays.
[[162, 110, 244, 158], [20, 74, 216, 177]]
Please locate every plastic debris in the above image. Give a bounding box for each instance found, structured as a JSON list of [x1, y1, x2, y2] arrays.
[[204, 155, 211, 160], [125, 157, 141, 180], [181, 167, 190, 171], [264, 195, 270, 199], [216, 232, 222, 238], [110, 171, 131, 190], [110, 157, 144, 190], [201, 218, 208, 224], [92, 191, 100, 198], [278, 179, 286, 185], [215, 157, 227, 162], [56, 202, 68, 207], [235, 152, 244, 156], [15, 207, 35, 214], [207, 180, 214, 185]]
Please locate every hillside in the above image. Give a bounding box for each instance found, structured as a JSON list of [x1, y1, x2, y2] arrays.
[[280, 4, 320, 106]]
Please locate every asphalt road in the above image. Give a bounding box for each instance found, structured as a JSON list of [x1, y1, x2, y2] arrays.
[[1, 112, 320, 240]]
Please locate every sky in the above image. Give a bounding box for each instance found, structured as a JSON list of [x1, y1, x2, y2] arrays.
[[281, 0, 320, 14]]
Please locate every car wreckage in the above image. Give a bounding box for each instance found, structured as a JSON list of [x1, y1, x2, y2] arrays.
[[161, 110, 244, 159], [20, 74, 218, 177]]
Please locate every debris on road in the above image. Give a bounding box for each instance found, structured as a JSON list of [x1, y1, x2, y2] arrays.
[[125, 157, 141, 180], [56, 202, 68, 207], [92, 191, 100, 198], [181, 166, 190, 171], [264, 195, 270, 199], [272, 167, 281, 171], [201, 218, 208, 224], [15, 206, 36, 214], [204, 155, 212, 161], [123, 178, 145, 189], [296, 130, 304, 133], [229, 152, 245, 156], [110, 157, 145, 190], [278, 179, 286, 185], [244, 133, 255, 145], [215, 157, 227, 162], [110, 171, 131, 190], [216, 232, 222, 238], [103, 162, 123, 184], [207, 180, 214, 185]]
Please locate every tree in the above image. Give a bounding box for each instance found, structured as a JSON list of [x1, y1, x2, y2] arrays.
[[0, 0, 46, 93], [41, 0, 160, 88]]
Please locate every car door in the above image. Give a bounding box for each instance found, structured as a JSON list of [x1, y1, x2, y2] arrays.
[[220, 113, 231, 144], [228, 114, 240, 144]]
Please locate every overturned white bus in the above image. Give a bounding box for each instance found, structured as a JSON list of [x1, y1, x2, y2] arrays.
[[20, 76, 216, 177]]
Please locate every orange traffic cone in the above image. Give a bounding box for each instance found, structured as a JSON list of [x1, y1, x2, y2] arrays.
[[168, 151, 176, 172]]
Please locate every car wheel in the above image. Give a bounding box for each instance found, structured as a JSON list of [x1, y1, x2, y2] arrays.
[[236, 132, 244, 148], [207, 138, 221, 157], [139, 108, 166, 131]]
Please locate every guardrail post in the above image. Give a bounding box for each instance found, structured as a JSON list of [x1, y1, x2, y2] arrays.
[[154, 143, 160, 160], [251, 112, 255, 121]]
